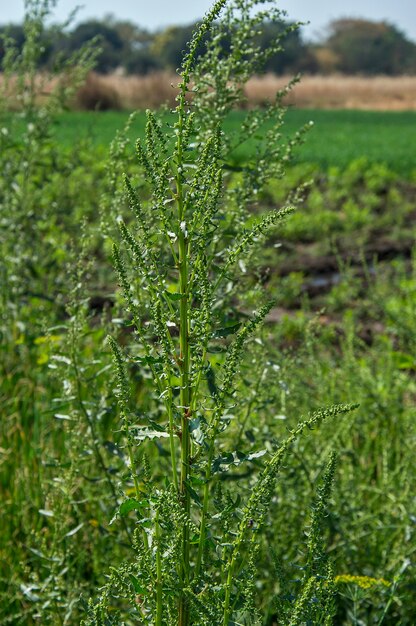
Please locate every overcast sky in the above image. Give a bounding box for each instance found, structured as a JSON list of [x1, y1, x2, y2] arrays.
[[2, 0, 416, 42]]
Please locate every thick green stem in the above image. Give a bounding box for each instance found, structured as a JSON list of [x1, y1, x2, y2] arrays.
[[195, 400, 225, 577], [222, 565, 235, 626], [176, 99, 192, 626], [195, 381, 226, 577], [167, 388, 179, 492], [155, 509, 163, 626], [195, 473, 210, 578], [178, 227, 191, 625]]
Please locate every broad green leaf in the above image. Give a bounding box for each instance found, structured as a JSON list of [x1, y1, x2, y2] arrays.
[[185, 481, 202, 508], [190, 416, 205, 445], [129, 574, 148, 596], [133, 428, 171, 441], [212, 322, 242, 338], [212, 449, 267, 473], [119, 498, 148, 517], [392, 351, 416, 370], [135, 355, 163, 366], [166, 291, 185, 301]]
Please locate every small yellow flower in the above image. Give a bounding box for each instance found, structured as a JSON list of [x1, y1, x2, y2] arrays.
[[335, 575, 390, 590]]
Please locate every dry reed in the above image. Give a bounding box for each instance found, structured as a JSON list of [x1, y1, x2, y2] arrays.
[[2, 71, 416, 111], [77, 72, 416, 111], [244, 74, 416, 110]]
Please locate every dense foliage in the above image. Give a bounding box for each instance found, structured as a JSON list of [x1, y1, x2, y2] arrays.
[[323, 19, 416, 75], [1, 1, 415, 624]]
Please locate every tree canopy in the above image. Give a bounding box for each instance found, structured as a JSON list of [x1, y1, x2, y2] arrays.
[[0, 15, 415, 75], [326, 19, 416, 75]]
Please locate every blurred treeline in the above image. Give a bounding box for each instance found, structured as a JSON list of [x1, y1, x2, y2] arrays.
[[1, 15, 416, 75]]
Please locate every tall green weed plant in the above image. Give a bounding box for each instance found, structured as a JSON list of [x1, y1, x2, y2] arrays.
[[0, 3, 107, 622], [0, 0, 97, 317], [1, 1, 413, 621], [82, 2, 357, 624]]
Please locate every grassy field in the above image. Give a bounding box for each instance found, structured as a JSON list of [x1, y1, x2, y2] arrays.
[[2, 4, 415, 621], [51, 109, 416, 173], [2, 104, 416, 624]]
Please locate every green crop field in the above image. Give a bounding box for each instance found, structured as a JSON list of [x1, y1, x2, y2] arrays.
[[49, 109, 416, 173]]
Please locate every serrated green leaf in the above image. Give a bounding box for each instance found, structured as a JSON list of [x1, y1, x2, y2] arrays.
[[135, 355, 163, 366], [189, 416, 205, 445], [212, 449, 267, 473], [212, 322, 242, 338], [134, 428, 171, 441], [119, 498, 148, 517], [166, 291, 185, 301], [185, 481, 202, 507], [247, 449, 267, 461], [129, 574, 148, 595]]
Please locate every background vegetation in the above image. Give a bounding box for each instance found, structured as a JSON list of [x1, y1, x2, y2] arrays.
[[1, 1, 415, 624], [1, 13, 416, 76]]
